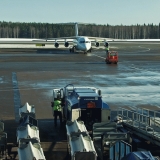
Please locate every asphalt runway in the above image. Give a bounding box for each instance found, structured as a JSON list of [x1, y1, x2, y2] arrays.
[[0, 42, 160, 159]]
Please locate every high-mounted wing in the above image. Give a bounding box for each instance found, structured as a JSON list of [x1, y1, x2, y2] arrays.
[[86, 37, 112, 49], [32, 37, 76, 48]]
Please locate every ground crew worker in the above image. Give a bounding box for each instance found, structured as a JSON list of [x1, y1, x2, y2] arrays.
[[106, 46, 109, 55], [53, 98, 62, 127]]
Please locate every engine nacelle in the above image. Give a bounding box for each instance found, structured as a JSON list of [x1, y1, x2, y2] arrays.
[[54, 42, 59, 48], [64, 41, 69, 47], [104, 42, 109, 47], [95, 42, 100, 47]]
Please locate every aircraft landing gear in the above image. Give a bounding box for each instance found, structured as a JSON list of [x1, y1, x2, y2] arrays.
[[69, 47, 76, 53], [86, 48, 92, 54], [73, 47, 76, 53]]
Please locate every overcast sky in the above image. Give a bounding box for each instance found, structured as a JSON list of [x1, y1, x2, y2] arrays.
[[0, 0, 160, 25]]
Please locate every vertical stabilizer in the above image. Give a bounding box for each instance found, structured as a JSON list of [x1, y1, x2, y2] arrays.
[[75, 23, 78, 37]]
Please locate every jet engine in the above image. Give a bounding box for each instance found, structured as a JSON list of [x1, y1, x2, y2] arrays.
[[104, 42, 109, 47], [95, 42, 100, 47], [64, 41, 69, 47], [54, 42, 59, 48]]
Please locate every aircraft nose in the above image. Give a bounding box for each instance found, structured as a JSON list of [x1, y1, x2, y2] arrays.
[[84, 44, 91, 51], [87, 45, 91, 50]]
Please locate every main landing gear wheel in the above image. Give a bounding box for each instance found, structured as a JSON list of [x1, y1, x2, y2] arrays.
[[72, 47, 76, 53], [69, 47, 75, 53]]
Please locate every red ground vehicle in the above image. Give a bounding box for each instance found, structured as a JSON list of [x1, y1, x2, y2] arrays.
[[105, 51, 118, 64]]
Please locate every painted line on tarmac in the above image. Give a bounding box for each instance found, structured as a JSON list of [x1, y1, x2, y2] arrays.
[[92, 54, 106, 59], [92, 53, 121, 64], [12, 72, 21, 122], [138, 46, 150, 52]]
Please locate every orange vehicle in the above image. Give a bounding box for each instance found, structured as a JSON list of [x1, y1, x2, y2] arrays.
[[105, 51, 118, 64]]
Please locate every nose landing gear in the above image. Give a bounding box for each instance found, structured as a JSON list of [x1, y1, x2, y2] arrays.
[[84, 48, 92, 54]]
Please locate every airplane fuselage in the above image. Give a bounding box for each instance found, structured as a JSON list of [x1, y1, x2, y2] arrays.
[[73, 36, 91, 52]]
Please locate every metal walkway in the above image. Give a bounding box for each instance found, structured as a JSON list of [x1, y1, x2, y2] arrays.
[[117, 107, 160, 147]]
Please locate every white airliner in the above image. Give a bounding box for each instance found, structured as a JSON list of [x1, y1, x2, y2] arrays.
[[45, 22, 109, 54], [0, 23, 109, 53]]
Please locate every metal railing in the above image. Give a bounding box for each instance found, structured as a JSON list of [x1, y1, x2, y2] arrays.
[[117, 107, 160, 137]]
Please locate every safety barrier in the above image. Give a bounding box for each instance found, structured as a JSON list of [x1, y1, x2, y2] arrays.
[[19, 115, 38, 127], [18, 139, 45, 160], [17, 102, 45, 160], [0, 121, 7, 157], [17, 124, 40, 143], [66, 120, 88, 137], [69, 134, 97, 160], [19, 102, 35, 119], [66, 120, 97, 160]]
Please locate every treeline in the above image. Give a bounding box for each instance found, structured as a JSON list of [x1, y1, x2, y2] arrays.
[[0, 21, 160, 39]]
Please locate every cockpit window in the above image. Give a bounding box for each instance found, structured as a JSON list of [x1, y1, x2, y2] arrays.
[[80, 41, 90, 43], [80, 41, 85, 43]]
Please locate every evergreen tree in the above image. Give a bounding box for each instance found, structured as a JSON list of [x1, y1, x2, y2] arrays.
[[0, 21, 159, 39]]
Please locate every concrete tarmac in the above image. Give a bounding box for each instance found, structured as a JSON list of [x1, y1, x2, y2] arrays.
[[0, 42, 160, 159]]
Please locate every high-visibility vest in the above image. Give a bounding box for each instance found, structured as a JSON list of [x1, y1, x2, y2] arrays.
[[106, 47, 109, 51], [53, 100, 62, 111]]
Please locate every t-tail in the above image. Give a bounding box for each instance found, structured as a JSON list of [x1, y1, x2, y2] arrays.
[[75, 23, 78, 37]]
